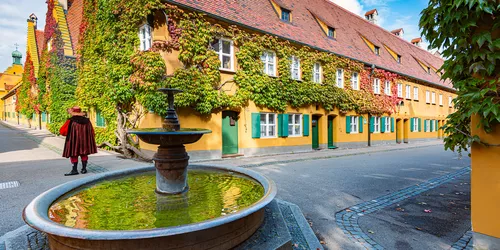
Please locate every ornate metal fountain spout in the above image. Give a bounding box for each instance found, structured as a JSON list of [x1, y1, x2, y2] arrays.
[[127, 88, 211, 194]]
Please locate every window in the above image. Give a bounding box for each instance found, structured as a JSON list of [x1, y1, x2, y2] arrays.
[[281, 8, 291, 22], [328, 27, 335, 38], [384, 81, 391, 95], [374, 46, 380, 55], [211, 38, 234, 71], [350, 116, 359, 133], [313, 63, 322, 83], [260, 113, 276, 138], [139, 24, 152, 51], [373, 78, 380, 94], [431, 92, 436, 104], [449, 96, 453, 107], [288, 114, 302, 136], [351, 72, 359, 90], [385, 117, 391, 132], [96, 109, 106, 127], [47, 38, 52, 51], [426, 91, 430, 103], [290, 56, 301, 80], [261, 51, 276, 76], [427, 66, 431, 74], [397, 55, 402, 63], [405, 85, 411, 99], [336, 69, 344, 88], [439, 94, 443, 106], [373, 117, 381, 133], [413, 118, 419, 132], [413, 87, 419, 100], [426, 120, 431, 132], [397, 83, 403, 97]]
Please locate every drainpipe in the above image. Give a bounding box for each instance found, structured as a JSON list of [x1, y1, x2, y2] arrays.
[[368, 64, 376, 147]]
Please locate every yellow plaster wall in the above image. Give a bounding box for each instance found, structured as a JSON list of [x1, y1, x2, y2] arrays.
[[26, 21, 40, 77], [0, 65, 23, 120], [53, 4, 74, 56], [471, 115, 500, 238], [361, 36, 376, 52], [383, 45, 399, 62]]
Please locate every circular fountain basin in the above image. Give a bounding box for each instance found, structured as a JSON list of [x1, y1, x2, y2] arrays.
[[23, 165, 276, 250], [127, 128, 211, 145]]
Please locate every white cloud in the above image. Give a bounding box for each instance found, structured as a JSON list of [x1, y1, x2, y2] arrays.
[[0, 0, 46, 72], [329, 0, 364, 16]]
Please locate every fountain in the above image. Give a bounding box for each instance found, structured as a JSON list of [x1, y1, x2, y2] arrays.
[[23, 89, 276, 250]]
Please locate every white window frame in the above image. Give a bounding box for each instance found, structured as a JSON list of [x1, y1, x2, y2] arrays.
[[449, 96, 453, 107], [426, 91, 430, 103], [290, 56, 301, 80], [385, 117, 391, 132], [405, 85, 411, 99], [260, 113, 277, 138], [288, 114, 302, 137], [351, 72, 359, 90], [313, 63, 322, 83], [397, 83, 403, 97], [426, 120, 431, 132], [413, 118, 419, 132], [139, 24, 152, 51], [211, 38, 234, 71], [413, 87, 419, 100], [261, 51, 276, 76], [373, 117, 381, 133], [431, 92, 436, 104], [439, 94, 443, 106], [373, 78, 380, 94], [336, 69, 344, 88], [350, 116, 359, 134], [384, 80, 391, 95]]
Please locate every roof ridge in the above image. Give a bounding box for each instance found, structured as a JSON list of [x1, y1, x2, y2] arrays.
[[320, 0, 442, 63]]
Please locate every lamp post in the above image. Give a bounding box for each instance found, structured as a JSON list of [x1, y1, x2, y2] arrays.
[[368, 64, 376, 147]]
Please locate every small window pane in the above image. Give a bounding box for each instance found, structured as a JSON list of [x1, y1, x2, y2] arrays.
[[222, 40, 231, 54], [222, 56, 231, 69]]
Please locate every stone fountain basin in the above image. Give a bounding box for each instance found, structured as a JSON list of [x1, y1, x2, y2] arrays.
[[127, 128, 211, 145], [23, 165, 276, 250]]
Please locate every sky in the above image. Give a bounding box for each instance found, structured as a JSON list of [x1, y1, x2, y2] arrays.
[[0, 0, 431, 72]]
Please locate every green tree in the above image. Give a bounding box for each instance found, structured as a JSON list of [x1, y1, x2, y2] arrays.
[[420, 1, 500, 155]]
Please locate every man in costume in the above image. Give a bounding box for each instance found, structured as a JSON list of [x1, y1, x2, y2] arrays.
[[59, 106, 98, 176]]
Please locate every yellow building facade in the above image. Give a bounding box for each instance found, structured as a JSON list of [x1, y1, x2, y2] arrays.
[[133, 2, 457, 160], [0, 50, 23, 122]]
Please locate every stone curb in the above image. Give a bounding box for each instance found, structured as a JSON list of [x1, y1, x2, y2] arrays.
[[335, 166, 472, 250], [451, 230, 473, 250]]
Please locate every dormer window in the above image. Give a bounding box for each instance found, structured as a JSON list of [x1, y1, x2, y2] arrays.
[[397, 55, 402, 63], [328, 27, 335, 38], [427, 66, 431, 74], [281, 8, 291, 22], [374, 46, 380, 55], [139, 24, 152, 51]]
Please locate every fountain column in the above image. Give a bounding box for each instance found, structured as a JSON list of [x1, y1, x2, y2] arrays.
[[154, 145, 189, 194]]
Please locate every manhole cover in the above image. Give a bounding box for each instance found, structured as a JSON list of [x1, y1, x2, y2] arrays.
[[0, 181, 20, 190]]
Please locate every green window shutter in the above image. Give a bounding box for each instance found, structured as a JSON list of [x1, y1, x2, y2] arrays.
[[359, 116, 364, 133], [391, 117, 395, 132], [381, 117, 386, 133], [435, 120, 438, 131], [251, 113, 261, 138], [424, 120, 428, 132], [430, 120, 434, 132], [346, 116, 351, 134], [410, 118, 414, 132], [42, 112, 47, 122], [303, 114, 310, 136], [418, 118, 422, 132], [282, 114, 289, 137], [278, 114, 283, 137], [369, 116, 375, 133]]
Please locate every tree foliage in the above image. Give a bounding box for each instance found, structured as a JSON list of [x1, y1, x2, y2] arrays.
[[420, 0, 500, 154]]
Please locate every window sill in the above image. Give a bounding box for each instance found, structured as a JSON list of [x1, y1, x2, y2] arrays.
[[288, 135, 302, 138], [414, 99, 419, 102], [349, 132, 359, 134], [266, 74, 279, 78], [219, 68, 236, 74], [260, 136, 277, 139]]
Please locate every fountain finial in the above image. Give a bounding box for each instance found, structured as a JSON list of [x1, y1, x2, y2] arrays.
[[158, 88, 182, 131]]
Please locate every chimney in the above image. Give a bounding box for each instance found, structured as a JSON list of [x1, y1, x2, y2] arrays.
[[411, 38, 422, 47], [391, 28, 404, 38], [58, 0, 68, 10], [28, 13, 38, 29], [364, 9, 378, 25]]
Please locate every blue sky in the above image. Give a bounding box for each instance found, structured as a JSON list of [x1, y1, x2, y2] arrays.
[[0, 0, 430, 72]]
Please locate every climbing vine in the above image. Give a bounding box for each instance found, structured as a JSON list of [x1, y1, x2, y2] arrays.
[[16, 52, 37, 123]]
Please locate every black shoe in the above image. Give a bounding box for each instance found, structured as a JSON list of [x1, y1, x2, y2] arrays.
[[65, 170, 79, 176], [81, 161, 88, 174]]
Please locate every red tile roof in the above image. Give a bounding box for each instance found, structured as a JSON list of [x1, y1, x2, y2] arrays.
[[169, 0, 452, 90], [365, 9, 377, 16], [35, 30, 45, 58], [67, 0, 84, 55], [391, 28, 403, 34], [411, 38, 422, 43]]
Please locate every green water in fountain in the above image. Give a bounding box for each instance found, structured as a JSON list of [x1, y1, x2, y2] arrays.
[[49, 169, 264, 230]]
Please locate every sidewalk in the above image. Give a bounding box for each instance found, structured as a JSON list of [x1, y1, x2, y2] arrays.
[[1, 120, 445, 169]]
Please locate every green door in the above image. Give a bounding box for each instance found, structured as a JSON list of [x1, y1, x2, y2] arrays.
[[222, 111, 239, 155], [328, 116, 336, 149], [312, 116, 319, 149]]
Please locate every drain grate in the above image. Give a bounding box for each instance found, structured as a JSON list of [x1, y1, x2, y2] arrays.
[[0, 181, 20, 190]]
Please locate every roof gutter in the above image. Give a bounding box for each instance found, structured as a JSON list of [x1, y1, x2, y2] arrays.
[[164, 0, 455, 93]]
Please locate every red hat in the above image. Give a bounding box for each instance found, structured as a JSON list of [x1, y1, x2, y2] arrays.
[[69, 106, 85, 116]]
